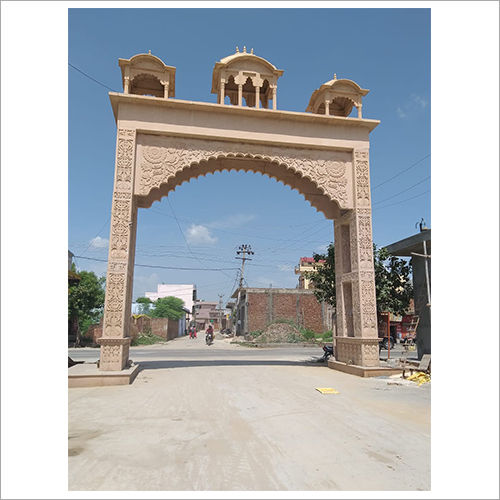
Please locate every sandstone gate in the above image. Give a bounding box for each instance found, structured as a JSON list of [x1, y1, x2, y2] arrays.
[[99, 49, 380, 373]]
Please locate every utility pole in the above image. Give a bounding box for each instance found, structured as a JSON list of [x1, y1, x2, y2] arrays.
[[218, 293, 224, 331], [235, 244, 254, 337], [236, 244, 254, 289]]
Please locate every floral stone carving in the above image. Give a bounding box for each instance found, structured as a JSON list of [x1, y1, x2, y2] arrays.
[[136, 135, 351, 208]]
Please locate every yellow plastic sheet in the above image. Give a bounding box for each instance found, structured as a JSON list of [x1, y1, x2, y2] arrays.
[[316, 388, 340, 394], [407, 372, 431, 386]]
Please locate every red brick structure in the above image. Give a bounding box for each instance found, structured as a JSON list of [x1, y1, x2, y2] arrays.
[[232, 287, 329, 335]]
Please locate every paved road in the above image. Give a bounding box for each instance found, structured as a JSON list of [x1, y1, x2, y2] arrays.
[[69, 336, 430, 491], [68, 338, 418, 363]]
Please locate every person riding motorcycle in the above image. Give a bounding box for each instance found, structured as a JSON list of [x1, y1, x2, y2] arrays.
[[205, 325, 214, 345]]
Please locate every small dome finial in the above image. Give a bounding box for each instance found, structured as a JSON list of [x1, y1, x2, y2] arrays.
[[250, 48, 254, 55], [333, 73, 337, 80], [236, 46, 239, 53], [148, 50, 151, 55], [243, 46, 247, 53]]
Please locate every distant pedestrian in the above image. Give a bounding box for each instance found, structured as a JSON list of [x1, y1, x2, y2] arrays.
[[189, 326, 197, 339]]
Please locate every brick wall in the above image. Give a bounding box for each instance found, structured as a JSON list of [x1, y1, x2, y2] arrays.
[[86, 316, 182, 343], [245, 289, 326, 334], [247, 292, 268, 332], [167, 319, 179, 341], [151, 318, 169, 338]]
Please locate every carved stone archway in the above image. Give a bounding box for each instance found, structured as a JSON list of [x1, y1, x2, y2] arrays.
[[98, 51, 380, 373]]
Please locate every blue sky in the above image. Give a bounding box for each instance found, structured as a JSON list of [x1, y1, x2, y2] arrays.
[[69, 8, 431, 303]]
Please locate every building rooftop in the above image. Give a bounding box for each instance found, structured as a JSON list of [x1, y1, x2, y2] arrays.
[[384, 229, 431, 257]]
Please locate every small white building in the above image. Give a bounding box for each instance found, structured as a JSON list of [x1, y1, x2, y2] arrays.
[[145, 284, 196, 313]]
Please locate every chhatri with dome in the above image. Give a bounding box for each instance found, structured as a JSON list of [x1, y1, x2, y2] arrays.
[[74, 48, 384, 386]]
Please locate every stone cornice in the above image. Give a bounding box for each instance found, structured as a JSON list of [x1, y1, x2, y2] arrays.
[[109, 92, 380, 132]]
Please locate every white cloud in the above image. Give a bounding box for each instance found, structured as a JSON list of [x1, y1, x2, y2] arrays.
[[89, 236, 109, 249], [207, 213, 256, 229], [186, 224, 217, 245], [316, 244, 329, 253], [278, 264, 294, 272], [411, 93, 428, 108], [397, 94, 428, 119], [132, 272, 161, 300]]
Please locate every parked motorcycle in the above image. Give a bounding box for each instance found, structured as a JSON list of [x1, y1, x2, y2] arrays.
[[318, 344, 334, 362]]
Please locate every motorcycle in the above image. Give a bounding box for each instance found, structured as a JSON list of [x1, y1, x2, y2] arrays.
[[318, 344, 334, 362], [205, 332, 214, 346]]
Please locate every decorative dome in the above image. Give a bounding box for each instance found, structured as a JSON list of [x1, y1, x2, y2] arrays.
[[306, 75, 369, 118], [118, 51, 176, 98], [211, 47, 284, 109]]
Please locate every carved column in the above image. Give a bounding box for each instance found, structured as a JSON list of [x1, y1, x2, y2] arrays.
[[162, 80, 169, 99], [357, 103, 363, 118], [325, 99, 330, 115], [238, 84, 243, 106], [219, 79, 225, 104], [255, 85, 260, 108], [272, 86, 277, 110], [98, 128, 137, 371], [123, 76, 130, 94], [334, 149, 379, 367]]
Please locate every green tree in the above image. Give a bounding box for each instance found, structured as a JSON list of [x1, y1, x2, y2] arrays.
[[373, 245, 413, 316], [304, 244, 335, 305], [150, 296, 185, 319], [136, 296, 153, 314], [304, 243, 412, 315], [68, 268, 106, 341]]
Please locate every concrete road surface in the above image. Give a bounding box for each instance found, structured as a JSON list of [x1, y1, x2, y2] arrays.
[[68, 337, 430, 491]]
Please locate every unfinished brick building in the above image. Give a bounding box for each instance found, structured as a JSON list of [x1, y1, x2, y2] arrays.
[[232, 287, 331, 335]]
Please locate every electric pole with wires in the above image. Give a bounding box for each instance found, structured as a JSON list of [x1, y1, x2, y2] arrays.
[[218, 293, 224, 331], [235, 244, 254, 289]]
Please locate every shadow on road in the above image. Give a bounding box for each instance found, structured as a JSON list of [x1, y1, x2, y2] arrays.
[[136, 359, 328, 371]]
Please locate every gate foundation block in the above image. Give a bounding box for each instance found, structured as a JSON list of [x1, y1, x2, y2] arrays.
[[68, 363, 140, 388]]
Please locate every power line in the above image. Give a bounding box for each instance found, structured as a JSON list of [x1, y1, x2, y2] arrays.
[[80, 216, 111, 256], [167, 197, 233, 280], [372, 154, 430, 190], [68, 62, 118, 92], [373, 190, 430, 212], [74, 255, 239, 271], [372, 176, 430, 206]]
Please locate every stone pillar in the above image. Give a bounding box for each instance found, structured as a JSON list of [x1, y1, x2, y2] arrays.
[[325, 99, 330, 115], [357, 103, 363, 118], [238, 84, 243, 106], [334, 149, 379, 367], [219, 79, 225, 104], [272, 86, 277, 110], [162, 80, 169, 99], [255, 85, 260, 109], [123, 76, 130, 94], [98, 128, 137, 371]]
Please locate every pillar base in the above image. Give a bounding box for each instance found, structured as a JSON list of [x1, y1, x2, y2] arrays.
[[96, 337, 131, 371], [334, 336, 380, 367], [328, 360, 402, 378], [68, 363, 140, 387]]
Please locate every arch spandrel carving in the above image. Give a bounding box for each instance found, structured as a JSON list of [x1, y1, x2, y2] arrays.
[[133, 134, 354, 218]]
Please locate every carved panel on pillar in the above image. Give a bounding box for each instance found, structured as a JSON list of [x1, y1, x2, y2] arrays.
[[101, 129, 136, 347], [356, 208, 374, 267], [360, 272, 377, 330], [354, 150, 370, 206]]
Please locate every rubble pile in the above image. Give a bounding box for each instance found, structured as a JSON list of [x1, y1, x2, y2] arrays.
[[252, 322, 304, 343]]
